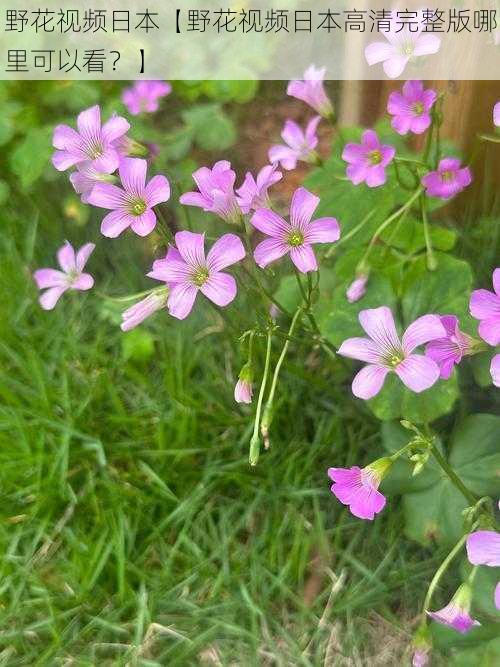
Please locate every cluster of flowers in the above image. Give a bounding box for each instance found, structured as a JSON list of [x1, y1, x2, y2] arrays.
[[33, 70, 500, 652]]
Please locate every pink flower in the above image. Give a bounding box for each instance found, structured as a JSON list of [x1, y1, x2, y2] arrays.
[[52, 105, 130, 173], [469, 268, 500, 346], [235, 164, 282, 214], [327, 458, 391, 520], [338, 306, 446, 399], [387, 80, 437, 135], [467, 530, 500, 566], [146, 231, 245, 320], [69, 162, 117, 203], [180, 161, 240, 223], [234, 363, 253, 404], [251, 187, 340, 274], [425, 315, 474, 379], [120, 290, 168, 332], [33, 241, 95, 310], [427, 584, 480, 634], [412, 649, 430, 667], [342, 130, 395, 188], [88, 158, 170, 238], [494, 102, 500, 127], [268, 116, 321, 171], [491, 354, 500, 388], [422, 158, 472, 200], [346, 275, 368, 303], [287, 65, 333, 118], [122, 80, 172, 115], [365, 13, 441, 79]]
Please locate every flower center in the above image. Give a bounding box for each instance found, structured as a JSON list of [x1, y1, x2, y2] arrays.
[[402, 41, 414, 56], [66, 269, 79, 284], [191, 266, 209, 287], [368, 150, 382, 165], [387, 353, 404, 368], [287, 230, 304, 247], [87, 140, 104, 159], [412, 101, 424, 116], [440, 170, 455, 182], [129, 198, 147, 216]]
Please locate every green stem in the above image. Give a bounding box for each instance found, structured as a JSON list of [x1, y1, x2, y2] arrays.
[[422, 533, 468, 615], [154, 207, 174, 243], [325, 210, 376, 257], [420, 195, 437, 271], [249, 330, 273, 466], [359, 187, 422, 267], [260, 307, 303, 446], [430, 442, 477, 506]]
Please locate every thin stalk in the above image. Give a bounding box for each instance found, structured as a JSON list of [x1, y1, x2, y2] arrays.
[[430, 442, 477, 506], [420, 194, 437, 271], [249, 329, 273, 466], [422, 533, 469, 615], [260, 307, 303, 447], [325, 210, 377, 257], [154, 206, 174, 243]]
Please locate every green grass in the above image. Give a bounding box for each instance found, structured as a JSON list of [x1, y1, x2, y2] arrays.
[[0, 197, 454, 666]]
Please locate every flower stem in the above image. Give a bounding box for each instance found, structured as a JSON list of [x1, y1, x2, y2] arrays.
[[422, 533, 469, 615], [429, 441, 477, 506], [154, 206, 174, 243], [249, 329, 273, 466], [260, 307, 303, 447], [420, 194, 437, 271]]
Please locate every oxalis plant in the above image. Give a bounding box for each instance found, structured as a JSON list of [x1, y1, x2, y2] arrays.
[[33, 75, 499, 665]]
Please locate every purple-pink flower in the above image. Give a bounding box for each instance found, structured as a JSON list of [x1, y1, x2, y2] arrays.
[[338, 306, 446, 399], [327, 458, 391, 520], [427, 584, 480, 634], [33, 241, 95, 310], [491, 354, 500, 388], [494, 102, 500, 127], [146, 231, 245, 320], [365, 14, 441, 79], [425, 315, 474, 379], [342, 130, 395, 188], [180, 160, 240, 223], [88, 158, 170, 238], [251, 187, 340, 273], [387, 80, 437, 135], [69, 162, 117, 204], [469, 268, 500, 346], [122, 80, 172, 115], [234, 377, 253, 404], [422, 158, 472, 200], [346, 275, 368, 303], [287, 65, 333, 118], [466, 530, 500, 567], [121, 290, 168, 332], [268, 117, 321, 171], [52, 105, 130, 173], [235, 164, 282, 214]]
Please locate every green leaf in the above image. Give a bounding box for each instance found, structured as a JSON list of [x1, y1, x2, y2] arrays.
[[380, 217, 457, 254], [450, 637, 500, 666], [182, 104, 236, 151], [398, 414, 500, 546], [10, 126, 53, 189], [121, 329, 155, 363]]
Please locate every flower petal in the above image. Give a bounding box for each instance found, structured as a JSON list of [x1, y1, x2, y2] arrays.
[[206, 234, 245, 272], [52, 150, 82, 171], [33, 268, 66, 289], [119, 157, 147, 194], [466, 531, 500, 567], [365, 41, 395, 65], [254, 238, 289, 269], [281, 120, 304, 149], [395, 354, 440, 392], [493, 268, 500, 297], [305, 217, 340, 244], [200, 272, 237, 307], [75, 243, 96, 272], [175, 231, 206, 267], [338, 337, 383, 364], [251, 209, 289, 238], [358, 306, 401, 354], [383, 55, 410, 79], [167, 282, 198, 320], [350, 486, 386, 520], [470, 288, 500, 321], [57, 242, 76, 273], [101, 114, 130, 142], [88, 183, 127, 210], [148, 249, 190, 284], [402, 314, 447, 354], [39, 286, 67, 310], [77, 105, 101, 138], [491, 354, 500, 388], [413, 33, 441, 57], [130, 210, 157, 237], [352, 364, 389, 399], [100, 210, 132, 238], [290, 187, 320, 230], [478, 318, 500, 346], [72, 273, 94, 290], [53, 124, 82, 151], [268, 145, 298, 170], [145, 174, 171, 207], [290, 244, 318, 273]]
